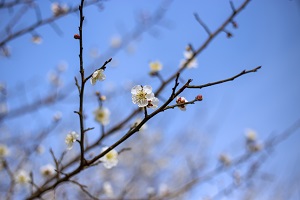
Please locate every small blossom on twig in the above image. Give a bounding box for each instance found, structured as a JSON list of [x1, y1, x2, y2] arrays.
[[65, 131, 79, 150], [94, 107, 110, 125], [195, 94, 203, 101], [100, 147, 118, 169], [176, 96, 188, 111], [0, 144, 9, 158], [149, 61, 163, 73], [90, 69, 106, 85], [147, 97, 159, 109], [51, 3, 69, 16], [219, 153, 231, 166], [131, 85, 156, 107], [31, 35, 42, 44], [40, 164, 55, 177], [179, 48, 198, 68], [245, 129, 257, 142], [73, 34, 80, 39], [15, 170, 30, 185]]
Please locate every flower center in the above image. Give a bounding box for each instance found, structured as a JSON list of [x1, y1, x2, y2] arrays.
[[136, 91, 146, 100]]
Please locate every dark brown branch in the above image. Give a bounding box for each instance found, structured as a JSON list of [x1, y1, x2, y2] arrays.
[[187, 66, 261, 89]]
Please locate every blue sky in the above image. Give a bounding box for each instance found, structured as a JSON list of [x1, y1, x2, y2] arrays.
[[1, 0, 300, 199]]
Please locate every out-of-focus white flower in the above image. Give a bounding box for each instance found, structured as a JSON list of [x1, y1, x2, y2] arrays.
[[219, 153, 231, 166], [0, 144, 9, 158], [31, 35, 42, 44], [147, 97, 159, 109], [158, 183, 169, 196], [51, 2, 69, 16], [94, 107, 110, 125], [147, 187, 155, 196], [110, 35, 122, 48], [36, 145, 45, 155], [179, 49, 198, 68], [53, 111, 62, 122], [149, 61, 163, 73], [245, 129, 257, 142], [57, 61, 68, 72], [100, 147, 118, 169], [176, 96, 188, 111], [40, 164, 55, 177], [48, 71, 62, 87], [103, 181, 114, 197], [65, 131, 79, 150], [90, 69, 105, 85], [131, 85, 155, 107], [15, 170, 30, 184], [249, 142, 263, 152]]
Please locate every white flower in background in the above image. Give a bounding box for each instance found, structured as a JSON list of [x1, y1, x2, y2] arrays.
[[158, 183, 169, 196], [245, 129, 257, 142], [179, 49, 198, 68], [36, 145, 45, 155], [48, 71, 62, 87], [218, 153, 231, 166], [65, 131, 79, 150], [149, 61, 162, 73], [53, 111, 62, 122], [40, 164, 55, 177], [103, 181, 114, 198], [51, 2, 69, 16], [147, 97, 159, 109], [0, 144, 9, 158], [90, 69, 105, 85], [147, 187, 155, 196], [131, 85, 155, 107], [31, 35, 42, 44], [94, 107, 110, 125], [100, 147, 118, 169], [15, 170, 30, 184], [176, 96, 188, 111], [110, 35, 122, 48]]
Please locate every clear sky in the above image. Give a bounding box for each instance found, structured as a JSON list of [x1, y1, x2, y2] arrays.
[[1, 0, 300, 199]]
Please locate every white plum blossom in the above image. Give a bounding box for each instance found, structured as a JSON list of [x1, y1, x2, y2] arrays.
[[100, 147, 118, 169], [15, 170, 30, 185], [51, 2, 69, 16], [40, 164, 55, 177], [94, 107, 110, 125], [176, 96, 188, 111], [0, 144, 9, 158], [90, 69, 105, 85], [179, 49, 198, 68], [147, 97, 159, 109], [65, 131, 79, 150], [131, 85, 155, 107], [149, 61, 162, 73]]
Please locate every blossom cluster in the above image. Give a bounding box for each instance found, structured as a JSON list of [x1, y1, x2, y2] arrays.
[[131, 85, 159, 109], [51, 3, 69, 16]]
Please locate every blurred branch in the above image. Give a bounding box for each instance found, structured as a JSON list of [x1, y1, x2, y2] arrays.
[[0, 0, 103, 47]]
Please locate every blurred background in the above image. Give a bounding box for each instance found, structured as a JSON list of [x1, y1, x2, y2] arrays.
[[1, 0, 300, 199]]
